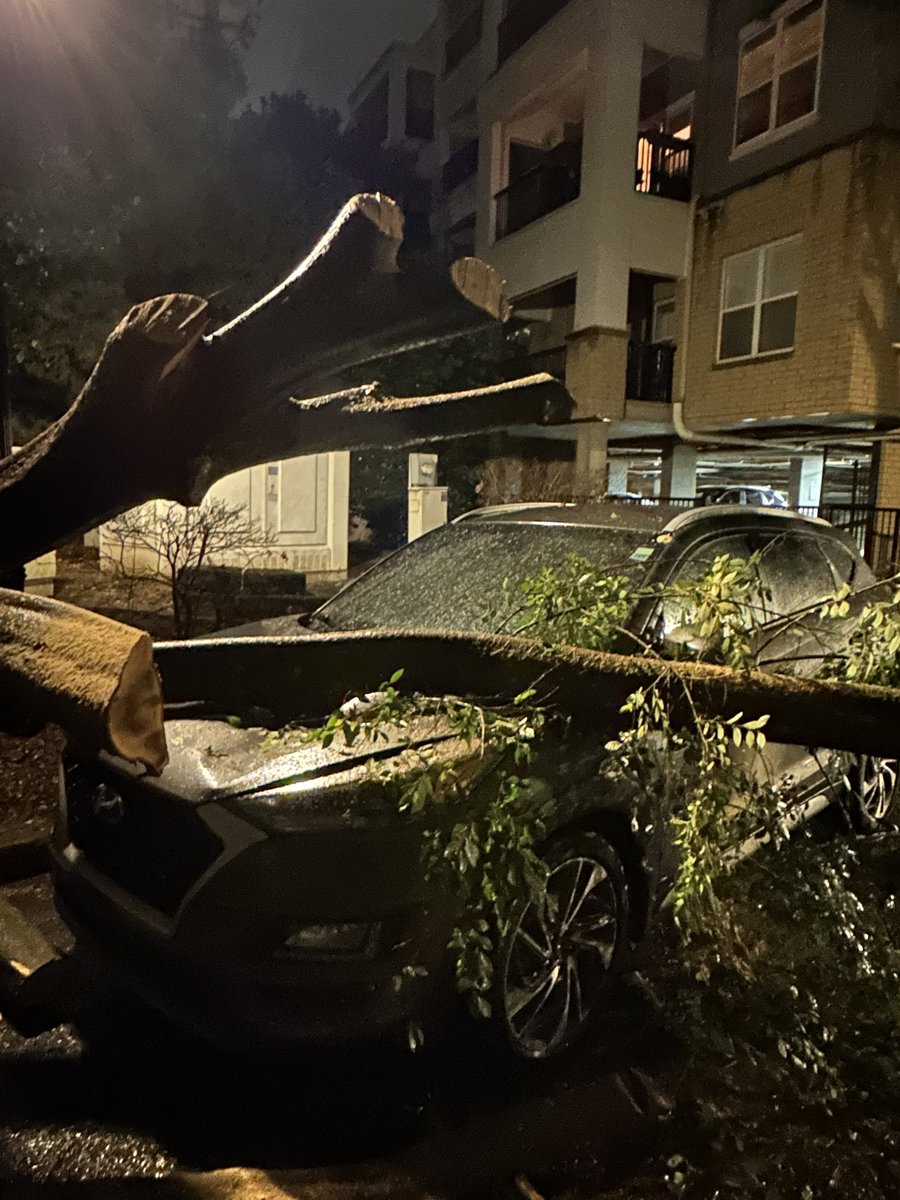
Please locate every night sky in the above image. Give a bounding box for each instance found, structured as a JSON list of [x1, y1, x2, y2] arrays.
[[244, 0, 437, 112]]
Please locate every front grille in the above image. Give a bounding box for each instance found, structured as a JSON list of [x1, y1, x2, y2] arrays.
[[65, 762, 224, 916]]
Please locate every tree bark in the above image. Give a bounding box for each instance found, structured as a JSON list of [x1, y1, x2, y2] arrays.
[[154, 629, 900, 763], [0, 194, 571, 571], [0, 591, 166, 772]]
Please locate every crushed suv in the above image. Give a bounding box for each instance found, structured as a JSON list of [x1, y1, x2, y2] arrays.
[[51, 504, 891, 1060]]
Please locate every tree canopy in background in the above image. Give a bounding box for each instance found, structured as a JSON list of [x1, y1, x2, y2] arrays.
[[0, 0, 420, 440]]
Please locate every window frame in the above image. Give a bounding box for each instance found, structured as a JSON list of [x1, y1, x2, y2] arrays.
[[717, 235, 802, 364], [652, 297, 677, 344], [731, 0, 826, 156]]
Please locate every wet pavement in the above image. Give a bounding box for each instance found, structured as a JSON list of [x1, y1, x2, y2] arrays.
[[0, 878, 682, 1193]]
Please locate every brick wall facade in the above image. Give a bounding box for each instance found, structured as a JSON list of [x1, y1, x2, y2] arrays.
[[876, 442, 900, 508], [685, 133, 900, 431]]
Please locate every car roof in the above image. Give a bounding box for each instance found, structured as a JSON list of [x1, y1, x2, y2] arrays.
[[454, 500, 830, 536]]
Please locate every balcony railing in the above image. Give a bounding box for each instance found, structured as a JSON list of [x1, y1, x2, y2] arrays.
[[442, 140, 479, 193], [634, 130, 694, 202], [494, 142, 581, 239], [445, 5, 483, 74], [497, 0, 571, 66], [626, 340, 676, 403], [525, 345, 568, 381]]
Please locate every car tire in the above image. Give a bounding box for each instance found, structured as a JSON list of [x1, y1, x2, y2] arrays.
[[495, 827, 629, 1062], [842, 755, 899, 834]]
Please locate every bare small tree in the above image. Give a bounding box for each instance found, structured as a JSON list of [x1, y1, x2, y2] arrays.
[[477, 456, 575, 507], [104, 499, 277, 637]]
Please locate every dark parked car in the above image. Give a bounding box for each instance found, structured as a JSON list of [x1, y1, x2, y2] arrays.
[[51, 504, 892, 1060]]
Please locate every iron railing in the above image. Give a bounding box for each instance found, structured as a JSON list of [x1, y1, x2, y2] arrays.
[[799, 504, 900, 577], [445, 4, 483, 74], [497, 0, 572, 66], [634, 130, 694, 202], [442, 140, 479, 193], [524, 345, 568, 381], [494, 141, 581, 239], [626, 340, 676, 403]]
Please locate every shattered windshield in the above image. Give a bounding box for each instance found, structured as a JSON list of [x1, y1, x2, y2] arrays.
[[315, 520, 657, 634]]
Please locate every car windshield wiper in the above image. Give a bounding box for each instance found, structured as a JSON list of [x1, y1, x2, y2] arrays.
[[306, 611, 335, 632]]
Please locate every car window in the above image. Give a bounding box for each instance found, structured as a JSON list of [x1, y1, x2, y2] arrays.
[[316, 521, 658, 635], [756, 533, 836, 617], [819, 537, 874, 591], [658, 533, 764, 637]]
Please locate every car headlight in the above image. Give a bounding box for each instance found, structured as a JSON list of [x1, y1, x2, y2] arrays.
[[274, 921, 379, 959]]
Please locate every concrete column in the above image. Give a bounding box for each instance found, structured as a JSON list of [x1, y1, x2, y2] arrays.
[[659, 444, 697, 500], [475, 115, 505, 255], [574, 424, 609, 499], [607, 457, 630, 496], [788, 454, 824, 510], [573, 12, 643, 334]]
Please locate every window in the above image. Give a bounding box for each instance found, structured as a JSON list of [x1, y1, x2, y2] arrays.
[[757, 533, 835, 616], [735, 0, 824, 150], [660, 534, 765, 641], [653, 298, 677, 344], [719, 236, 802, 361]]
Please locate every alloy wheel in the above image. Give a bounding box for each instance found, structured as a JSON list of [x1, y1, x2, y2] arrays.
[[850, 755, 898, 823], [501, 850, 622, 1060]]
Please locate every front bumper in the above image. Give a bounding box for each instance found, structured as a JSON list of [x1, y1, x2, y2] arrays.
[[50, 806, 451, 1051]]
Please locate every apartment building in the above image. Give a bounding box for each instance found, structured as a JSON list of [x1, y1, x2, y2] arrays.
[[351, 0, 900, 507], [684, 0, 900, 509], [429, 0, 706, 496], [347, 26, 441, 243]]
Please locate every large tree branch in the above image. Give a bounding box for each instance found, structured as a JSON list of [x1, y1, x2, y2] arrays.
[[155, 630, 900, 762], [0, 193, 572, 569]]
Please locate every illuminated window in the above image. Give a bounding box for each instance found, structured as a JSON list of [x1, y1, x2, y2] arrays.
[[719, 237, 801, 361], [735, 0, 824, 149]]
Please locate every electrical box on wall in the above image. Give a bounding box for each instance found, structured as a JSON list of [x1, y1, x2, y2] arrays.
[[408, 452, 438, 488]]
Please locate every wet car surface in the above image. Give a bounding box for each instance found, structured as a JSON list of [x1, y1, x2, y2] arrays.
[[49, 503, 881, 1059]]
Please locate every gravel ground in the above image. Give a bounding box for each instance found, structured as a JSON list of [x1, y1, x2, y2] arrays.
[[0, 730, 64, 848]]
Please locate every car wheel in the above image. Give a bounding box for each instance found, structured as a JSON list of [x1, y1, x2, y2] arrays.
[[842, 755, 899, 833], [498, 829, 629, 1061]]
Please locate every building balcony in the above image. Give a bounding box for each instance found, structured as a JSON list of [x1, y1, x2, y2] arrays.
[[626, 341, 675, 403], [495, 141, 582, 239], [525, 345, 568, 381], [634, 130, 693, 202], [497, 0, 573, 67], [445, 5, 483, 75], [442, 139, 479, 193]]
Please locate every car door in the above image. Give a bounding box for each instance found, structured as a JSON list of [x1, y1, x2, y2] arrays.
[[648, 524, 836, 821], [750, 528, 851, 805]]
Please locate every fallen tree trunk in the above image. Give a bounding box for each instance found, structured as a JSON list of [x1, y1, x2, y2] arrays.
[[154, 629, 900, 762], [0, 591, 166, 772], [0, 194, 572, 571]]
